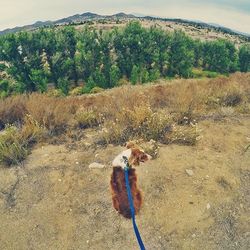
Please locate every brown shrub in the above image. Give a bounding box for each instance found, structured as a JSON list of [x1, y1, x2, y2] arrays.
[[25, 94, 78, 134], [0, 73, 249, 150], [164, 124, 198, 146], [21, 115, 47, 145], [100, 107, 172, 145], [0, 95, 28, 128], [75, 109, 101, 129]]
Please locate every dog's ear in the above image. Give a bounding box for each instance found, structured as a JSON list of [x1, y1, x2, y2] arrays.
[[130, 148, 141, 166], [126, 141, 136, 149], [131, 148, 152, 165]]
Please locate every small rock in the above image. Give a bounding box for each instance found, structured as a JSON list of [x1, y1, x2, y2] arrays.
[[185, 169, 194, 176], [240, 204, 243, 208], [95, 154, 99, 158], [89, 162, 105, 169], [192, 234, 196, 238], [76, 161, 79, 165], [206, 203, 211, 210], [86, 240, 89, 244], [58, 179, 62, 182]]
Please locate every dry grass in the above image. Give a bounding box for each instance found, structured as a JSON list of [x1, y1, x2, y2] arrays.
[[74, 109, 101, 129], [0, 126, 28, 166], [0, 73, 249, 162], [164, 124, 199, 146], [0, 115, 46, 166], [0, 95, 27, 128], [21, 115, 47, 145]]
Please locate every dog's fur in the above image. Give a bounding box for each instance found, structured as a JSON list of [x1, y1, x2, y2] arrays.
[[110, 143, 151, 219]]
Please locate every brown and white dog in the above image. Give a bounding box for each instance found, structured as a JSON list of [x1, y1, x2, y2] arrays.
[[110, 142, 151, 219]]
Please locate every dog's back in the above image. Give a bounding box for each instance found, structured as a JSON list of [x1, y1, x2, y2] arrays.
[[110, 166, 142, 219]]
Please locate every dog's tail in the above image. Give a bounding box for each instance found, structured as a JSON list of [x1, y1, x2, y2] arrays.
[[120, 204, 132, 219]]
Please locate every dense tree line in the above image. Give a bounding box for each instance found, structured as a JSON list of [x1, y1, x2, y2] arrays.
[[0, 21, 249, 96]]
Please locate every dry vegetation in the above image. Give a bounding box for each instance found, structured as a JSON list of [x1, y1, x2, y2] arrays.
[[0, 72, 250, 250], [0, 72, 249, 166]]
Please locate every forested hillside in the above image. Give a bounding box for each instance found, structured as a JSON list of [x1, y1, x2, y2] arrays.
[[0, 21, 250, 97]]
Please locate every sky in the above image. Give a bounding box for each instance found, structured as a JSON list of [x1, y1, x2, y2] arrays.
[[1, 0, 250, 34]]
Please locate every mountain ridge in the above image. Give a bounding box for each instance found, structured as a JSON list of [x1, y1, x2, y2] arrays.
[[0, 12, 249, 39]]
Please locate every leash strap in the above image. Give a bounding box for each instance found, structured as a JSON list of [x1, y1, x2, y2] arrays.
[[124, 167, 146, 250]]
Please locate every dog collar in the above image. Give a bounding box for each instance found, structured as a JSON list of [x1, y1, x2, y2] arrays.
[[122, 156, 131, 170]]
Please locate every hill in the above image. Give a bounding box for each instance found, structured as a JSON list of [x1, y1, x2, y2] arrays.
[[0, 73, 250, 249], [0, 12, 249, 45]]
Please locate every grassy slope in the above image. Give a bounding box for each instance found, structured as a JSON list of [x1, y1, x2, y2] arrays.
[[0, 73, 250, 249]]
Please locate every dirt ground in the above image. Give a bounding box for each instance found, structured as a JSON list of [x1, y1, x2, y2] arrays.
[[0, 116, 249, 250]]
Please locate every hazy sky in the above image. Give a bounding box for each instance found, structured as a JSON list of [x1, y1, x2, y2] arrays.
[[1, 0, 250, 33]]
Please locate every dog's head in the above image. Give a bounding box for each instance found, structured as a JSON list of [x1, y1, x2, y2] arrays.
[[112, 141, 152, 168], [126, 141, 152, 166]]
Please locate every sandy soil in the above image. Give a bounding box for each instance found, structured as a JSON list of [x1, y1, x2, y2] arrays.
[[0, 117, 249, 250]]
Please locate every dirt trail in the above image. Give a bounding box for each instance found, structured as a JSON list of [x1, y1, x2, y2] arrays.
[[0, 117, 249, 250]]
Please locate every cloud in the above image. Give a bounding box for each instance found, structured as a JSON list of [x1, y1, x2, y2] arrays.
[[0, 0, 249, 33]]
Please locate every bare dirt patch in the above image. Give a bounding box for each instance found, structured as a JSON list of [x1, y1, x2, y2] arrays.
[[0, 117, 249, 249]]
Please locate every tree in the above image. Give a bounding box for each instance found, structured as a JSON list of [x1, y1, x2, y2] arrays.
[[131, 65, 139, 84], [149, 68, 160, 82], [83, 76, 96, 93], [202, 39, 238, 73], [0, 79, 10, 97], [76, 27, 102, 81], [0, 21, 248, 96], [113, 22, 147, 78], [193, 39, 203, 68], [225, 40, 239, 72], [30, 69, 48, 93], [57, 27, 78, 85], [109, 65, 121, 87], [58, 77, 69, 95], [239, 45, 250, 72], [168, 31, 194, 78], [141, 67, 150, 83], [146, 27, 171, 75]]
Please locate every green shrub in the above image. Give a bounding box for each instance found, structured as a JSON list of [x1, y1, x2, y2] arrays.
[[192, 69, 219, 78], [118, 77, 130, 86], [90, 87, 104, 94], [206, 71, 220, 78], [0, 91, 8, 99], [47, 89, 65, 97], [69, 87, 83, 96]]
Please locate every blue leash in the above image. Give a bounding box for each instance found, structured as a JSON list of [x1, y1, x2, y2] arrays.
[[123, 157, 146, 250]]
